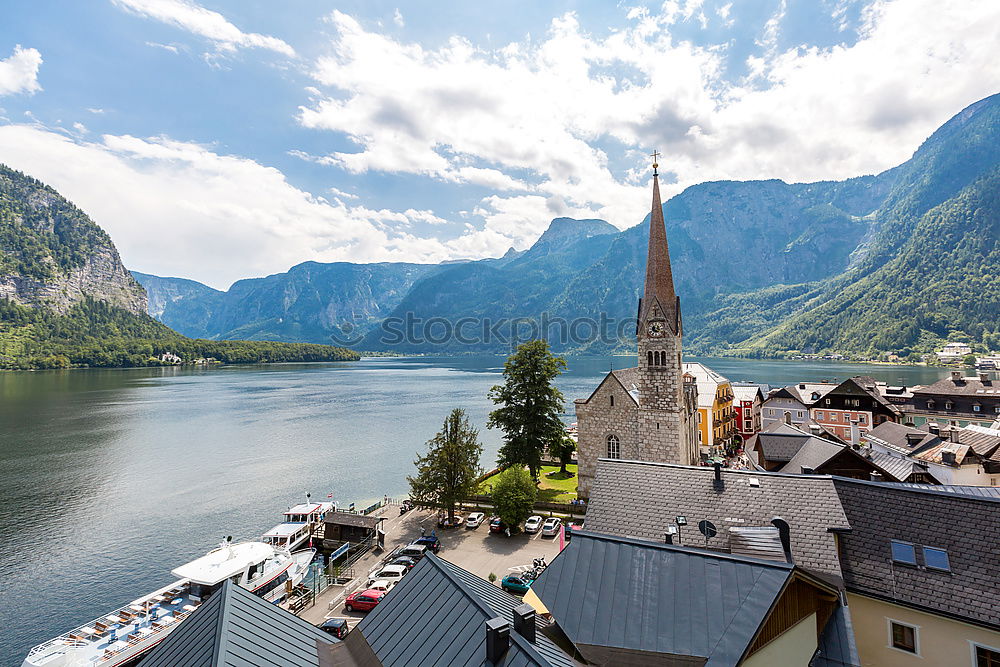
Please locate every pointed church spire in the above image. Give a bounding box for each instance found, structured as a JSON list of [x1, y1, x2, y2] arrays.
[[642, 153, 678, 331]]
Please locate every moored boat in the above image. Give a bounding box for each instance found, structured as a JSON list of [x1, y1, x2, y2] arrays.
[[22, 541, 315, 667]]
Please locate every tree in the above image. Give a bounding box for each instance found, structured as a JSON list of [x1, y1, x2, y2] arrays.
[[549, 436, 576, 475], [407, 408, 483, 522], [963, 353, 978, 366], [487, 340, 567, 479], [490, 466, 537, 531]]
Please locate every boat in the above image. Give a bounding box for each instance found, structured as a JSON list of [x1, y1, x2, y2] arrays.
[[283, 500, 335, 524], [262, 522, 314, 551], [22, 541, 315, 667]]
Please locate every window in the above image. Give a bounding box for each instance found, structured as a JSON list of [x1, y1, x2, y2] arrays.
[[889, 621, 917, 654], [923, 546, 951, 571], [816, 410, 824, 419], [859, 414, 866, 424], [830, 413, 839, 422], [946, 401, 954, 410], [974, 404, 981, 412], [606, 434, 620, 459], [610, 394, 615, 407], [647, 351, 653, 366], [796, 411, 804, 419], [927, 400, 935, 409], [976, 645, 1000, 667], [891, 540, 917, 565], [825, 398, 831, 405]]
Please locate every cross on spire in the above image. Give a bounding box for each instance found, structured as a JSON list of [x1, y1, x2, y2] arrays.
[[650, 150, 661, 175]]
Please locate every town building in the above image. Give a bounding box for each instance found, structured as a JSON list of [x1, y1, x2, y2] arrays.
[[866, 421, 1000, 486], [574, 162, 699, 498], [733, 384, 764, 443], [904, 371, 1000, 428], [761, 382, 834, 431], [833, 479, 1000, 667], [808, 376, 901, 443], [936, 341, 973, 361], [683, 361, 737, 453]]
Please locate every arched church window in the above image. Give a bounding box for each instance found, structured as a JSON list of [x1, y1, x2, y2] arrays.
[[606, 434, 621, 459], [647, 351, 654, 366]]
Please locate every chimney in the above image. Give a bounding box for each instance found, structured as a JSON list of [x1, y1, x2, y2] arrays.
[[513, 603, 536, 643], [980, 372, 991, 384], [949, 428, 961, 443], [771, 517, 793, 563], [905, 433, 924, 447], [950, 370, 963, 383], [713, 462, 725, 492], [870, 472, 883, 482], [928, 423, 940, 435], [799, 383, 806, 390], [941, 450, 957, 466], [486, 617, 510, 665], [850, 419, 860, 446]]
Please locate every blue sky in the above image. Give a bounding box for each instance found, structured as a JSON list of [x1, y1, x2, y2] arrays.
[[0, 0, 997, 288]]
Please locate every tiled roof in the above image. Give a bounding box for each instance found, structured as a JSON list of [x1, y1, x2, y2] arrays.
[[956, 425, 1000, 457], [585, 459, 851, 578], [910, 440, 972, 465], [780, 438, 845, 473], [610, 367, 640, 404], [142, 580, 335, 667], [732, 385, 763, 402], [530, 531, 794, 667], [324, 511, 381, 529], [832, 478, 1000, 630], [864, 450, 929, 482], [779, 382, 837, 406], [865, 421, 938, 453], [913, 375, 1000, 396], [343, 553, 574, 667], [756, 432, 813, 462]]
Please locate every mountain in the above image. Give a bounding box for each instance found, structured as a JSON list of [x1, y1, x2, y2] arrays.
[[133, 94, 1000, 358], [0, 164, 146, 315], [0, 165, 359, 369]]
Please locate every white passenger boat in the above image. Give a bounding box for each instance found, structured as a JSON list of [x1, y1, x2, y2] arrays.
[[262, 522, 313, 551], [22, 541, 315, 667], [284, 500, 335, 523]]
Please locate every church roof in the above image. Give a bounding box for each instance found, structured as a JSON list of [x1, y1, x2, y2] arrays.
[[640, 172, 679, 332]]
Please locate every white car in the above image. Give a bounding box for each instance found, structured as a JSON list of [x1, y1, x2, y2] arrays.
[[368, 564, 407, 586], [541, 517, 562, 537], [524, 515, 543, 533], [465, 512, 486, 528], [367, 579, 396, 594]]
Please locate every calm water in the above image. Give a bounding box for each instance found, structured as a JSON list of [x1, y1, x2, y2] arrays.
[[0, 355, 956, 661]]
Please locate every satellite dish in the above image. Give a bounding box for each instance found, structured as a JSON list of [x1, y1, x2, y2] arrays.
[[698, 520, 717, 539]]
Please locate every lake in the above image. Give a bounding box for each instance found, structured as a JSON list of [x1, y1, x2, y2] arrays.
[[0, 355, 957, 660]]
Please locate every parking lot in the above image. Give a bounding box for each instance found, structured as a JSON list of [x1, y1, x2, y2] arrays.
[[300, 506, 569, 630]]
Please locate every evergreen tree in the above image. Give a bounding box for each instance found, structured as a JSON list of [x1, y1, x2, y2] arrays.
[[488, 340, 567, 479], [407, 408, 483, 522], [490, 466, 537, 531], [549, 435, 576, 475]]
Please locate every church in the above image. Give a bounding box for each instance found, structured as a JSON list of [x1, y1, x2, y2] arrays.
[[574, 159, 700, 499]]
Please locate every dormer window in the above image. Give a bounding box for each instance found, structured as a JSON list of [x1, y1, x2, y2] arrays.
[[891, 540, 917, 565], [923, 546, 951, 572], [973, 403, 981, 412], [945, 401, 954, 410]]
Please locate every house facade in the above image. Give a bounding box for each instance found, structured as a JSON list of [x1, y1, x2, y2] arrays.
[[733, 384, 764, 444], [574, 163, 699, 498], [809, 376, 900, 443], [683, 361, 737, 452], [905, 371, 1000, 428]]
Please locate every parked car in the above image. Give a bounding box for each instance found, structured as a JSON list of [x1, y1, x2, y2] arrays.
[[524, 515, 543, 533], [465, 512, 486, 528], [399, 499, 414, 515], [319, 618, 349, 639], [412, 535, 441, 552], [541, 517, 562, 537], [500, 574, 533, 595], [367, 579, 396, 594], [367, 564, 407, 586], [345, 589, 385, 612], [399, 544, 428, 561], [390, 556, 418, 571], [439, 513, 464, 528], [489, 518, 509, 534]]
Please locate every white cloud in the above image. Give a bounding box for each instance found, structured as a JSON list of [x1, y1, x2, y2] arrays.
[[86, 107, 106, 114], [0, 125, 466, 288], [393, 8, 404, 28], [0, 45, 42, 96], [112, 0, 295, 57], [145, 41, 180, 54], [295, 1, 1000, 260]]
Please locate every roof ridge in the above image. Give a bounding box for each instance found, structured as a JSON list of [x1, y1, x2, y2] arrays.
[[572, 530, 795, 570], [598, 458, 835, 480], [431, 555, 555, 665], [832, 476, 1000, 502]]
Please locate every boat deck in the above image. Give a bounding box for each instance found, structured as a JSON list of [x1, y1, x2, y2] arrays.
[[25, 582, 201, 666]]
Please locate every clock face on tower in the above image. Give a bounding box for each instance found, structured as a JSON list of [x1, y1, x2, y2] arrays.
[[646, 321, 666, 337]]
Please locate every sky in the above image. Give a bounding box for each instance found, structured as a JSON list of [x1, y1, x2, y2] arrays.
[[0, 0, 997, 289]]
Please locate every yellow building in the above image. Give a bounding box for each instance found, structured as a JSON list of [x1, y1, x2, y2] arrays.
[[683, 362, 737, 453]]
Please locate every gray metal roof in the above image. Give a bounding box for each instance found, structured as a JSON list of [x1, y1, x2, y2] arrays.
[[886, 482, 1000, 498], [142, 580, 335, 667], [351, 553, 575, 667], [810, 603, 861, 667], [530, 531, 793, 666], [586, 459, 851, 578]]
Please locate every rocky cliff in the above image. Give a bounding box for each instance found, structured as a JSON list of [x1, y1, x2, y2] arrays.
[[0, 165, 146, 315]]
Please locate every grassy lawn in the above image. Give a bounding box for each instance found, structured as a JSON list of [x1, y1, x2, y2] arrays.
[[476, 464, 579, 503]]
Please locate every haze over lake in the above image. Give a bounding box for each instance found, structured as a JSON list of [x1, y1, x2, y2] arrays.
[[0, 356, 962, 659]]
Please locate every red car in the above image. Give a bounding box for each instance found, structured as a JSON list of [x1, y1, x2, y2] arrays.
[[345, 589, 385, 612]]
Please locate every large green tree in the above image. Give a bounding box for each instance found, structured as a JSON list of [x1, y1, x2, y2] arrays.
[[549, 435, 576, 475], [488, 340, 567, 479], [407, 408, 483, 522], [490, 466, 537, 531]]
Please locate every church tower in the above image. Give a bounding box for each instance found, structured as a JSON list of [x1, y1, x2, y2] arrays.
[[573, 155, 698, 499]]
